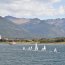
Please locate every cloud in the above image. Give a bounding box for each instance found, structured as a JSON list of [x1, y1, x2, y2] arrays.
[[0, 0, 64, 18], [49, 0, 61, 3], [59, 6, 65, 14], [35, 0, 61, 4]]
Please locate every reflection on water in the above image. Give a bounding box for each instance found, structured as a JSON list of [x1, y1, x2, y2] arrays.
[[0, 43, 65, 65]]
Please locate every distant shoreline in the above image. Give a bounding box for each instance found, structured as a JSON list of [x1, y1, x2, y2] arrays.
[[0, 41, 65, 45]]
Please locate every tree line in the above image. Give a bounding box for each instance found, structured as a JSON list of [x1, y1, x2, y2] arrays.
[[0, 37, 65, 43]]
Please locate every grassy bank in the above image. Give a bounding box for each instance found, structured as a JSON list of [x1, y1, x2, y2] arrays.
[[1, 37, 65, 44], [0, 41, 65, 45]]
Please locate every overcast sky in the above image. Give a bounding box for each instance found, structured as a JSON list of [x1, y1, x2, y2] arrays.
[[0, 0, 65, 19]]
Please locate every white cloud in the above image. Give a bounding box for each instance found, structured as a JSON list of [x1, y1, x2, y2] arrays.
[[0, 0, 64, 18], [59, 6, 65, 14], [50, 0, 61, 3], [35, 0, 61, 4]]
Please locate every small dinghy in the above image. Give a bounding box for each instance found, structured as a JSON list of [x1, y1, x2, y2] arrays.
[[54, 48, 57, 52], [41, 45, 46, 51]]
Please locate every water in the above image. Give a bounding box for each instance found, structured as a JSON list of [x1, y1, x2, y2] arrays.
[[0, 43, 65, 65]]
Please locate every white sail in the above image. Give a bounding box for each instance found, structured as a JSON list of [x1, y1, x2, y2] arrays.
[[41, 45, 46, 51], [35, 43, 38, 51], [28, 47, 31, 50], [30, 46, 32, 50], [54, 48, 57, 52], [22, 47, 25, 50], [0, 35, 2, 39]]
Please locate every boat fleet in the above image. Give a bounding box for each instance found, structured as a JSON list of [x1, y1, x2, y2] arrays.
[[9, 41, 58, 52], [9, 42, 58, 52], [22, 43, 58, 53]]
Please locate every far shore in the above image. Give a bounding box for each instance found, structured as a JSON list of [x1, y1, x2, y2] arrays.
[[0, 41, 65, 45]]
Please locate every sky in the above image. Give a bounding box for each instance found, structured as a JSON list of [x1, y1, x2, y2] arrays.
[[0, 0, 65, 19]]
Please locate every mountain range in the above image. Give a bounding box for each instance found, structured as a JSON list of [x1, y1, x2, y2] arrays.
[[0, 16, 65, 39]]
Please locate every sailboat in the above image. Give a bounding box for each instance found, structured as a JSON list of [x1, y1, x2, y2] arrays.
[[30, 46, 32, 50], [54, 48, 57, 52], [0, 35, 2, 40], [28, 47, 31, 50], [41, 45, 46, 51], [34, 43, 38, 51], [22, 47, 25, 50]]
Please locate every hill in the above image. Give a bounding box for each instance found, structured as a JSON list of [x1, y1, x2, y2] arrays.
[[3, 16, 65, 38]]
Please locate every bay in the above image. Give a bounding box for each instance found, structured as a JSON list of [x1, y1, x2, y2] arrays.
[[0, 43, 65, 65]]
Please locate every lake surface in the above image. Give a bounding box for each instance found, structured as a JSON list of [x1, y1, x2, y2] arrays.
[[0, 43, 65, 65]]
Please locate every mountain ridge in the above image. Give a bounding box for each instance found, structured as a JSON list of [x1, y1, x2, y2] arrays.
[[0, 16, 65, 38], [0, 16, 34, 39]]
